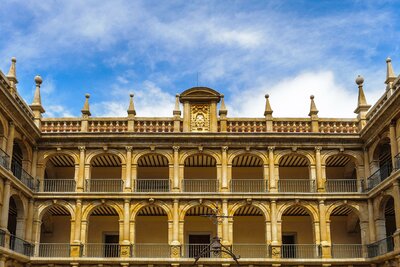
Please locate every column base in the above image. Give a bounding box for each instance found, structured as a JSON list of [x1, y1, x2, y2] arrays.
[[320, 241, 331, 258], [270, 244, 281, 258], [120, 244, 131, 257], [170, 244, 181, 258], [70, 243, 82, 257]]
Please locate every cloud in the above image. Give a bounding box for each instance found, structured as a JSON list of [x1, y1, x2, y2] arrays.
[[45, 105, 74, 118]]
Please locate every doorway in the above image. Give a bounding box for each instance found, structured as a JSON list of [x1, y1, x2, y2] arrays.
[[282, 233, 296, 258], [104, 234, 119, 257], [188, 234, 210, 258]]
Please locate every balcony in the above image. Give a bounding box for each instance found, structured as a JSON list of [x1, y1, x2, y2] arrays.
[[0, 148, 10, 170], [232, 244, 269, 258], [38, 243, 70, 257], [325, 179, 361, 193], [182, 179, 218, 192], [9, 234, 34, 257], [86, 179, 123, 192], [230, 179, 267, 193], [331, 244, 364, 258], [367, 236, 394, 258], [182, 244, 215, 258], [42, 179, 76, 192], [133, 243, 170, 258], [134, 179, 170, 192], [85, 243, 121, 257], [11, 160, 38, 191], [278, 179, 315, 193], [395, 153, 400, 171], [281, 244, 321, 258], [366, 162, 393, 191]]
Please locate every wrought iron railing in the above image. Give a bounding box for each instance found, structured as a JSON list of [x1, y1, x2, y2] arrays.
[[11, 160, 38, 191], [232, 244, 269, 258], [182, 179, 219, 192], [278, 179, 315, 193], [230, 179, 267, 193], [325, 179, 361, 193], [85, 243, 120, 257], [394, 153, 400, 171], [182, 244, 216, 258], [135, 179, 170, 192], [367, 236, 394, 258], [133, 243, 170, 258], [38, 243, 70, 257], [85, 179, 123, 192], [42, 179, 76, 192], [365, 162, 393, 191], [331, 244, 364, 258], [9, 234, 34, 256], [0, 148, 10, 170], [281, 244, 321, 258]]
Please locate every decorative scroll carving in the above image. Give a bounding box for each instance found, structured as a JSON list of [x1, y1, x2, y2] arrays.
[[190, 104, 210, 132]]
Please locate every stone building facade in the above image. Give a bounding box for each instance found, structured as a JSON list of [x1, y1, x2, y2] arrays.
[[0, 57, 400, 266]]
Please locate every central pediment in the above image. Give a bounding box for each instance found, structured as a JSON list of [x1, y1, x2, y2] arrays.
[[179, 87, 221, 103]]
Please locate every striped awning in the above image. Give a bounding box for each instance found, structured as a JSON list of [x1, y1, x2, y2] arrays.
[[326, 155, 351, 167], [91, 205, 119, 216], [234, 205, 262, 216], [186, 206, 215, 216], [232, 154, 263, 167], [283, 206, 309, 216], [138, 205, 166, 216], [92, 154, 121, 167], [279, 154, 309, 167], [330, 205, 354, 216], [185, 154, 216, 167], [49, 154, 75, 167], [46, 205, 71, 216], [138, 154, 169, 167]]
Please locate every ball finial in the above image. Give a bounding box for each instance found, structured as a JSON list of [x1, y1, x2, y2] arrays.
[[386, 57, 392, 63], [176, 94, 180, 97], [355, 75, 364, 86], [34, 75, 42, 85], [265, 94, 269, 98], [85, 93, 90, 98], [221, 94, 224, 98], [310, 95, 314, 100], [130, 93, 134, 98], [11, 57, 16, 63]]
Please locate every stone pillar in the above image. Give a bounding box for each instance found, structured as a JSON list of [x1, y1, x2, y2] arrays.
[[6, 122, 14, 168], [25, 199, 34, 242], [390, 121, 399, 169], [173, 146, 180, 191], [0, 257, 6, 267], [270, 200, 280, 258], [392, 182, 400, 250], [77, 147, 85, 192], [363, 148, 370, 190], [221, 146, 228, 191], [315, 147, 324, 192], [171, 199, 181, 258], [318, 200, 330, 258], [268, 147, 276, 192], [375, 219, 386, 241], [125, 147, 132, 192], [71, 199, 82, 257], [121, 199, 131, 257], [0, 180, 11, 229], [368, 199, 376, 242], [222, 199, 229, 245], [31, 147, 38, 182]]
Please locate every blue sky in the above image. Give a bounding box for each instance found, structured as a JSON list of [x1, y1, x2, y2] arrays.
[[0, 0, 399, 118]]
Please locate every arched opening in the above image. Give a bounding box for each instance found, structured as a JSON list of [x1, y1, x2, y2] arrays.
[[88, 153, 122, 192], [39, 205, 72, 257], [329, 205, 362, 258], [11, 140, 35, 190], [86, 205, 120, 257], [325, 154, 358, 192], [43, 154, 76, 192], [0, 120, 7, 169], [136, 153, 170, 192], [134, 205, 169, 257], [370, 138, 392, 188], [231, 154, 265, 192], [278, 153, 313, 192], [183, 154, 218, 192], [232, 205, 267, 258], [8, 195, 30, 255], [281, 205, 317, 258], [183, 205, 217, 258]]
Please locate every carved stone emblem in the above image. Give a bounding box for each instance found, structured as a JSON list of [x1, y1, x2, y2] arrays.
[[190, 104, 210, 132]]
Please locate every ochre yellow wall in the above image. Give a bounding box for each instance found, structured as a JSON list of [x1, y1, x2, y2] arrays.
[[135, 216, 168, 243], [184, 167, 217, 179], [87, 216, 119, 243], [40, 216, 71, 243], [45, 166, 75, 179], [279, 167, 309, 179], [330, 216, 361, 244], [91, 167, 121, 179], [137, 167, 169, 179], [233, 216, 265, 243], [282, 216, 314, 244], [232, 167, 263, 179], [184, 216, 217, 243]]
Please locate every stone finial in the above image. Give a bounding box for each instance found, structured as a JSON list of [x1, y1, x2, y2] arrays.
[[385, 57, 396, 85], [264, 94, 273, 116], [354, 75, 371, 114], [30, 75, 45, 114], [81, 93, 91, 117], [173, 94, 181, 116], [6, 57, 18, 88], [127, 93, 136, 117], [218, 94, 227, 116], [308, 95, 319, 117]]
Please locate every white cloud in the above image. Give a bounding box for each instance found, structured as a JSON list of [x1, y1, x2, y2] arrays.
[[45, 105, 74, 118]]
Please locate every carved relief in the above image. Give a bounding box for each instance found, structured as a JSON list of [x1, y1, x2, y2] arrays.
[[190, 104, 210, 132]]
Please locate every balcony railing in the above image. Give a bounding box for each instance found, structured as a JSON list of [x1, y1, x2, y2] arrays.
[[182, 244, 216, 258], [367, 236, 394, 258], [38, 243, 70, 257], [281, 244, 321, 258], [85, 243, 120, 257], [0, 229, 5, 247], [42, 179, 76, 192], [230, 179, 267, 193], [182, 179, 219, 192], [331, 244, 364, 258], [394, 153, 400, 171], [9, 234, 34, 256], [11, 160, 38, 191], [278, 179, 315, 193], [232, 244, 269, 258], [366, 162, 393, 191], [325, 179, 360, 193], [0, 148, 10, 170], [86, 179, 123, 192], [133, 243, 170, 258], [135, 179, 170, 192]]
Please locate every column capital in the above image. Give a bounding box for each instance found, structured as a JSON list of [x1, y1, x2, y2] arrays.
[[268, 146, 275, 151], [76, 199, 82, 205], [173, 199, 179, 204], [125, 146, 132, 152], [315, 146, 322, 152], [173, 146, 180, 152], [222, 146, 228, 152], [319, 199, 325, 205], [4, 180, 11, 186], [124, 198, 130, 204], [8, 121, 14, 127], [78, 146, 85, 152]]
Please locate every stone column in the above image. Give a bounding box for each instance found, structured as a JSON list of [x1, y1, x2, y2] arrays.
[[77, 147, 85, 192], [392, 181, 400, 250], [268, 147, 276, 192], [318, 200, 330, 258], [125, 147, 132, 192], [375, 219, 386, 241], [6, 122, 14, 168], [121, 199, 131, 257], [368, 199, 376, 242], [172, 146, 180, 191], [222, 199, 229, 245], [315, 147, 324, 192], [31, 147, 38, 182], [71, 199, 82, 257], [0, 256, 6, 267], [270, 200, 280, 258], [171, 199, 181, 258], [390, 121, 399, 169], [221, 146, 228, 191], [0, 180, 11, 229], [25, 199, 34, 242]]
